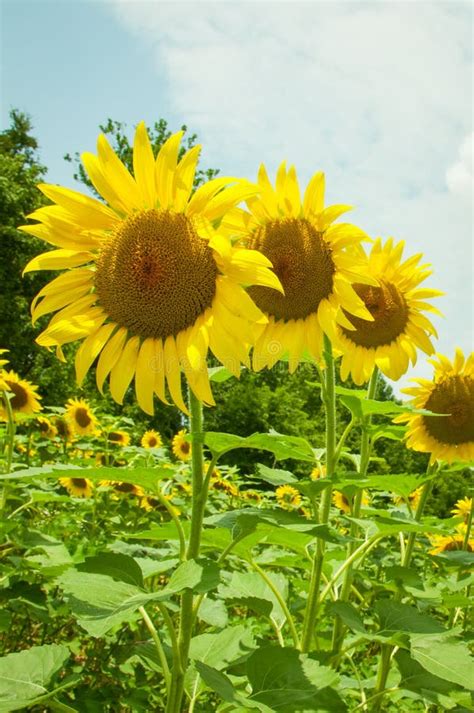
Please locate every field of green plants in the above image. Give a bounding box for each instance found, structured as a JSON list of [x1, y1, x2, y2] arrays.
[[0, 113, 472, 712]]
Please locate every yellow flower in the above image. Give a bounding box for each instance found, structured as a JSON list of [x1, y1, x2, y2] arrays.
[[223, 163, 375, 372], [241, 489, 262, 504], [140, 491, 180, 516], [101, 480, 144, 498], [395, 348, 474, 463], [394, 487, 423, 510], [172, 429, 191, 461], [335, 238, 442, 385], [107, 430, 130, 447], [0, 370, 42, 419], [451, 497, 472, 522], [54, 416, 74, 442], [22, 124, 282, 414], [59, 477, 94, 498], [141, 429, 162, 449], [275, 484, 301, 510], [36, 416, 57, 439], [65, 397, 98, 436], [0, 350, 10, 391], [310, 465, 326, 480], [429, 529, 473, 555], [211, 476, 239, 497], [333, 490, 369, 513]]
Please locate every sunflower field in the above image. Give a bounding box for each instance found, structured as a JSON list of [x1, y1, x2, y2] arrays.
[[0, 113, 473, 713]]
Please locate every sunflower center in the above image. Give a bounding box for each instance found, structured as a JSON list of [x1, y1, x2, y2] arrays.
[[422, 375, 474, 445], [95, 209, 218, 339], [148, 436, 158, 447], [74, 407, 92, 428], [6, 381, 28, 409], [114, 482, 136, 493], [247, 218, 335, 321], [180, 441, 190, 455], [71, 478, 87, 489], [341, 281, 409, 347]]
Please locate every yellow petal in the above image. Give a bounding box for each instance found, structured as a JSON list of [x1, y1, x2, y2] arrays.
[[81, 152, 128, 215], [32, 284, 92, 325], [133, 121, 156, 208], [163, 336, 188, 413], [155, 131, 184, 209], [75, 322, 116, 384], [109, 335, 140, 404], [96, 327, 127, 392], [97, 133, 141, 211], [303, 171, 325, 217], [173, 145, 202, 212], [37, 183, 119, 227], [23, 249, 93, 274], [135, 338, 157, 415]]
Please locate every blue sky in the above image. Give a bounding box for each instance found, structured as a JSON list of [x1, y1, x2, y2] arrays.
[[2, 0, 473, 393]]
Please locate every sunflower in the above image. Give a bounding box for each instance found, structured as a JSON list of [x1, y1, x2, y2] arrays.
[[36, 416, 57, 439], [451, 497, 472, 522], [22, 124, 282, 414], [395, 349, 474, 463], [141, 429, 162, 449], [172, 429, 191, 461], [107, 430, 130, 447], [241, 489, 262, 504], [211, 476, 239, 497], [54, 416, 74, 442], [0, 350, 10, 391], [65, 397, 98, 436], [394, 487, 423, 510], [335, 238, 442, 385], [101, 480, 144, 498], [275, 484, 301, 510], [221, 163, 375, 372], [140, 491, 180, 516], [0, 370, 42, 419], [310, 465, 326, 480], [429, 528, 473, 555], [59, 477, 94, 498], [333, 490, 369, 514]]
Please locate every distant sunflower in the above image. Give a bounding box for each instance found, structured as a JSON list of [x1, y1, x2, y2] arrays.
[[275, 484, 301, 510], [310, 465, 326, 480], [211, 476, 239, 497], [222, 163, 375, 371], [54, 416, 74, 442], [65, 397, 98, 436], [394, 487, 423, 510], [0, 370, 42, 419], [101, 480, 144, 498], [59, 477, 94, 498], [241, 489, 262, 504], [107, 430, 130, 447], [141, 429, 162, 449], [37, 416, 57, 439], [395, 349, 474, 463], [172, 429, 191, 461], [0, 350, 10, 391], [140, 491, 180, 516], [451, 497, 472, 522], [333, 490, 369, 514], [22, 123, 282, 414], [335, 238, 442, 385]]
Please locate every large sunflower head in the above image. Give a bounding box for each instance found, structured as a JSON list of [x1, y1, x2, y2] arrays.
[[21, 123, 282, 414], [334, 238, 442, 385], [0, 370, 42, 420], [221, 163, 375, 372], [429, 527, 473, 555], [395, 349, 474, 464], [141, 429, 162, 449], [65, 397, 98, 436], [275, 484, 302, 510]]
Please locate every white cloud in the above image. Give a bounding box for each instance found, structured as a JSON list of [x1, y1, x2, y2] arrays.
[[446, 131, 474, 199], [109, 0, 473, 393]]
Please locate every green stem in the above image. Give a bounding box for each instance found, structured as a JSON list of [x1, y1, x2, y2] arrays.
[[153, 487, 186, 562], [250, 559, 300, 648], [320, 536, 382, 605], [300, 335, 336, 652], [331, 368, 379, 659], [0, 390, 15, 512], [139, 605, 171, 692], [166, 389, 206, 713], [372, 465, 436, 710]]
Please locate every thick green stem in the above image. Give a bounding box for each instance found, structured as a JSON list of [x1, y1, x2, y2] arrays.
[[166, 390, 206, 713], [300, 336, 336, 652], [331, 368, 379, 659], [372, 466, 436, 710], [0, 390, 15, 512]]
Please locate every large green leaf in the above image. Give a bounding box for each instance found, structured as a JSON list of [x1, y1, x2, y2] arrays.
[[245, 646, 344, 711], [0, 464, 171, 491], [396, 649, 469, 709], [0, 644, 69, 712], [167, 558, 221, 594], [77, 552, 144, 588], [203, 431, 315, 461], [326, 602, 367, 634], [189, 625, 255, 670], [218, 571, 288, 627], [256, 463, 297, 486], [410, 634, 474, 690], [375, 601, 445, 638], [194, 662, 270, 711]]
